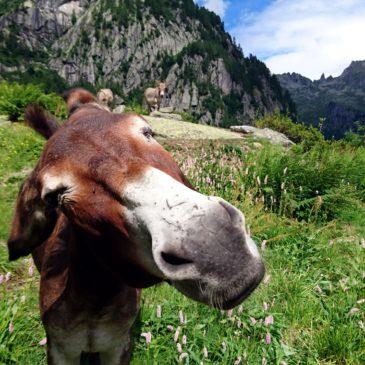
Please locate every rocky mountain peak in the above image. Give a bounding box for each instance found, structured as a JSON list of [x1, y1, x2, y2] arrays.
[[0, 0, 295, 127]]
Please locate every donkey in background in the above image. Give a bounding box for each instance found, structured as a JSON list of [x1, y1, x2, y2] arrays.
[[144, 81, 167, 112], [8, 88, 264, 364]]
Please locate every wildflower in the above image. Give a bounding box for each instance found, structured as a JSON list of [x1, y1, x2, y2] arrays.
[[174, 327, 181, 342], [262, 358, 267, 365], [283, 167, 288, 175], [263, 302, 269, 311], [315, 285, 323, 294], [5, 272, 11, 282], [237, 319, 242, 328], [234, 356, 242, 364], [329, 240, 334, 246], [156, 305, 162, 318], [249, 317, 257, 325], [280, 362, 288, 365], [227, 309, 233, 318], [261, 240, 267, 251], [357, 298, 365, 304], [202, 346, 208, 358], [39, 338, 47, 346], [179, 353, 188, 362], [28, 265, 34, 277], [264, 315, 274, 326], [221, 341, 227, 352], [182, 335, 187, 345], [281, 182, 285, 190], [299, 186, 303, 192], [256, 176, 261, 186], [265, 333, 271, 345], [264, 175, 269, 185], [140, 332, 152, 345], [0, 274, 4, 285], [179, 310, 185, 324], [167, 325, 174, 332], [20, 295, 26, 303], [177, 343, 182, 353], [359, 321, 365, 330], [263, 274, 271, 285], [238, 305, 243, 314], [245, 167, 249, 175], [349, 308, 360, 316], [8, 322, 14, 333]]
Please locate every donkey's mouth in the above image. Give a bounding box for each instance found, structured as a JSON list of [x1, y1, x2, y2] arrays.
[[221, 266, 265, 310]]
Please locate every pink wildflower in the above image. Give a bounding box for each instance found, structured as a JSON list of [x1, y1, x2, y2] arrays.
[[265, 333, 271, 345], [179, 310, 185, 324], [28, 265, 34, 277], [234, 356, 242, 364], [203, 346, 208, 358], [227, 309, 233, 318], [140, 332, 152, 345], [156, 305, 162, 318], [357, 298, 365, 304], [261, 240, 267, 251], [5, 272, 11, 282], [8, 322, 14, 333], [237, 319, 242, 328], [177, 343, 182, 353], [349, 307, 360, 315], [263, 302, 269, 311], [179, 353, 188, 362], [249, 317, 257, 325], [238, 305, 243, 314], [264, 315, 274, 326], [174, 326, 181, 342], [167, 325, 174, 332], [182, 335, 187, 345], [0, 274, 4, 285], [221, 341, 227, 352], [39, 338, 47, 346]]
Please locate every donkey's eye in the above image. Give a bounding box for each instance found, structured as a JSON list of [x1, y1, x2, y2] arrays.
[[43, 187, 68, 208], [142, 127, 154, 139]]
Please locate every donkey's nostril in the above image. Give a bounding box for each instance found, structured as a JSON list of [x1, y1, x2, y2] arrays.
[[161, 252, 193, 266]]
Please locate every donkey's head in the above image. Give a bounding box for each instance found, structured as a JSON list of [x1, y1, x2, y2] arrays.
[[8, 89, 264, 309], [156, 81, 167, 98]]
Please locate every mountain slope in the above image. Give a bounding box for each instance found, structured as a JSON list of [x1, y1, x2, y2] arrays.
[[277, 61, 365, 138], [0, 0, 294, 127]]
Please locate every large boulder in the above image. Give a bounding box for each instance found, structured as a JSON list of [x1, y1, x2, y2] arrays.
[[230, 125, 294, 147]]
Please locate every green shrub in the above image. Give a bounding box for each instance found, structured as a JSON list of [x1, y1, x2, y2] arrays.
[[0, 82, 66, 121], [256, 111, 324, 149]]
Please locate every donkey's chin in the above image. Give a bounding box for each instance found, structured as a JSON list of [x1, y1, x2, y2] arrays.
[[171, 268, 265, 310]]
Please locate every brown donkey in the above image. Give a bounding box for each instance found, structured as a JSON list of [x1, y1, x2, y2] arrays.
[[7, 89, 265, 365]]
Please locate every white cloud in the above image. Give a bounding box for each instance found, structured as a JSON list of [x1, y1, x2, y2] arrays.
[[230, 0, 365, 79], [200, 0, 229, 18]]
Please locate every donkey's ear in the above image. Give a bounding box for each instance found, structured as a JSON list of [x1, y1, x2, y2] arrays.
[[62, 88, 97, 115], [7, 174, 57, 261]]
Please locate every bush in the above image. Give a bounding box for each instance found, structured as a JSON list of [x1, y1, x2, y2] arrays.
[[256, 111, 324, 149], [0, 82, 66, 122]]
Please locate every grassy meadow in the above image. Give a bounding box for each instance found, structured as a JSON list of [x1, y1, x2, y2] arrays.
[[0, 83, 364, 364]]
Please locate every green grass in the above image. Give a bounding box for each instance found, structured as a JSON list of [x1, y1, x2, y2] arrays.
[[0, 124, 364, 364]]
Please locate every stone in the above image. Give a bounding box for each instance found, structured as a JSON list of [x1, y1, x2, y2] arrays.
[[159, 107, 174, 113], [230, 125, 295, 147], [113, 105, 126, 114]]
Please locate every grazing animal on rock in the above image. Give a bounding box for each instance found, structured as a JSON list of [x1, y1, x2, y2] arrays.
[[144, 81, 167, 112], [97, 88, 114, 109], [7, 88, 265, 365]]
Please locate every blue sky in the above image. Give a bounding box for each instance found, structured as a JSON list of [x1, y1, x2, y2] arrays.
[[196, 1, 365, 80]]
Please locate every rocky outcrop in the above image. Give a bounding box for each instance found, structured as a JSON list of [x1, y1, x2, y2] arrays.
[[1, 0, 295, 127], [230, 125, 294, 147], [277, 61, 365, 138]]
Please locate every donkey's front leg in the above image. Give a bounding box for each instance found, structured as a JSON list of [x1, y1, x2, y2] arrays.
[[47, 338, 81, 365], [99, 337, 132, 365]]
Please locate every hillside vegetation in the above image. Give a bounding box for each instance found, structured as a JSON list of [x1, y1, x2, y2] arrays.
[[0, 83, 364, 364]]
